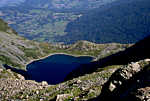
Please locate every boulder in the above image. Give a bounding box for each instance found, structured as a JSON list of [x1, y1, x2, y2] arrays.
[[0, 68, 3, 72], [133, 87, 150, 101], [56, 94, 72, 101], [77, 80, 82, 84], [41, 81, 48, 86], [100, 61, 143, 100], [144, 59, 150, 62], [17, 74, 25, 80]]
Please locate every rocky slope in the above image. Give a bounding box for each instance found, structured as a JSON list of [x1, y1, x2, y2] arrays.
[[0, 19, 52, 68], [91, 59, 150, 101], [1, 57, 150, 100], [66, 35, 150, 80], [1, 18, 150, 101], [0, 62, 118, 100]]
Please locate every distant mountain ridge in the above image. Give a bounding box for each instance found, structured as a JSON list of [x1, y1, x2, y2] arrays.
[[21, 0, 118, 11], [0, 0, 150, 44], [0, 0, 118, 43], [0, 0, 118, 10], [56, 0, 150, 44], [0, 18, 127, 69], [0, 0, 25, 7]]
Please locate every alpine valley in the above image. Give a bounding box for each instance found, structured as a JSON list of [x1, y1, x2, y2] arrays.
[[0, 0, 118, 43], [0, 0, 150, 101], [0, 17, 130, 101], [1, 0, 150, 44]]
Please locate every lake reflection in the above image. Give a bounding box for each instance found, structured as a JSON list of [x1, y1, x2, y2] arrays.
[[27, 54, 94, 84]]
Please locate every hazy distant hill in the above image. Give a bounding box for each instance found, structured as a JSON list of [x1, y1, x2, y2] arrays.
[[0, 0, 117, 43], [56, 0, 150, 44], [0, 0, 25, 7], [1, 0, 150, 44], [22, 0, 118, 11], [0, 0, 117, 10], [0, 18, 127, 69]]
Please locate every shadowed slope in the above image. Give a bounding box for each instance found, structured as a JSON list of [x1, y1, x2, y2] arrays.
[[66, 35, 150, 80], [89, 61, 150, 101], [57, 0, 150, 44]]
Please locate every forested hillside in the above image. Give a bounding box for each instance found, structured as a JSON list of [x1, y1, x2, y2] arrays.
[[57, 0, 150, 44], [21, 0, 118, 10], [0, 0, 118, 43]]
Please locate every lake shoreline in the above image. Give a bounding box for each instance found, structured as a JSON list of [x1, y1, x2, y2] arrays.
[[26, 52, 96, 67], [26, 53, 95, 84]]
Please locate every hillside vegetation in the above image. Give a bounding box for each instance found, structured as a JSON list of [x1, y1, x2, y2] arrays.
[[0, 19, 17, 34], [0, 0, 118, 43], [0, 7, 80, 43], [1, 0, 150, 44], [0, 18, 129, 69], [20, 0, 118, 10], [57, 0, 150, 44]]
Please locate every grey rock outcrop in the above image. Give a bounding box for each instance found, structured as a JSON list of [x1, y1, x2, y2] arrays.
[[56, 94, 72, 101], [94, 59, 150, 101]]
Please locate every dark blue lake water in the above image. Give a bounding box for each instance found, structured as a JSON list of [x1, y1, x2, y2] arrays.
[[26, 54, 94, 84]]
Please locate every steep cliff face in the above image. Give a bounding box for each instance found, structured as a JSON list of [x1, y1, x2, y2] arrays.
[[0, 19, 49, 68], [0, 19, 17, 34]]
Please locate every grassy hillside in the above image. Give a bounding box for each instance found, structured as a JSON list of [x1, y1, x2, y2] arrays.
[[0, 19, 46, 68], [0, 7, 80, 43], [0, 18, 129, 69], [0, 19, 17, 34], [0, 18, 58, 68], [57, 0, 150, 44]]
